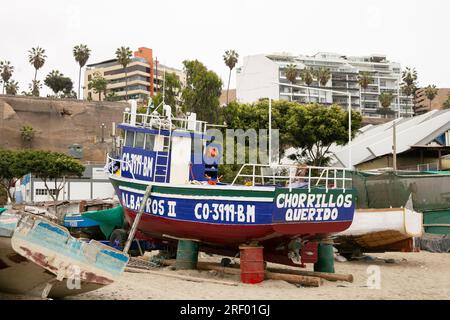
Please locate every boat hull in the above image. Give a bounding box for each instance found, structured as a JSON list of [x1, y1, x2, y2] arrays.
[[0, 214, 129, 299], [335, 208, 423, 253], [111, 177, 356, 247]]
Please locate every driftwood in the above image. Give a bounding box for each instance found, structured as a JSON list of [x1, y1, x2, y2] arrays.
[[160, 260, 322, 287], [125, 267, 238, 286]]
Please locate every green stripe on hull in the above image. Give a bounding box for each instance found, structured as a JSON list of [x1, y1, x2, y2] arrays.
[[110, 177, 274, 198]]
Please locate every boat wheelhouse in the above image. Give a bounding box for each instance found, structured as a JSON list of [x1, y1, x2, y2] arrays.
[[106, 101, 357, 266]]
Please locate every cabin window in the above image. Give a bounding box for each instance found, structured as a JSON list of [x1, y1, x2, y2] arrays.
[[135, 132, 145, 148], [125, 131, 135, 147], [145, 134, 155, 150], [163, 136, 170, 152]]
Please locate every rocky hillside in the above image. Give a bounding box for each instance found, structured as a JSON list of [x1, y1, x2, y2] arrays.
[[0, 95, 128, 162]]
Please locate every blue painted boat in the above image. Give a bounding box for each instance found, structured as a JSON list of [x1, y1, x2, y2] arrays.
[[0, 212, 129, 298]]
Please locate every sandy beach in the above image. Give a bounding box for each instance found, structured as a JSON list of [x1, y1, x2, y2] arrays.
[[62, 251, 450, 300]]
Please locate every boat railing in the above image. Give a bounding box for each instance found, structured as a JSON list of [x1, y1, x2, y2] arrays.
[[231, 164, 353, 192], [122, 111, 207, 135], [105, 154, 135, 180]]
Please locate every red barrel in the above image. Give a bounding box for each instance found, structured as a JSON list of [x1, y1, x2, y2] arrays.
[[239, 246, 265, 284]]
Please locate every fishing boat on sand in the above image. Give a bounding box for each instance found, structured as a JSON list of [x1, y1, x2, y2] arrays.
[[0, 211, 129, 298], [105, 101, 357, 267]]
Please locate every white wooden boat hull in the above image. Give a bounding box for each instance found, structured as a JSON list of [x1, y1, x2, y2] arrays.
[[336, 208, 423, 251]]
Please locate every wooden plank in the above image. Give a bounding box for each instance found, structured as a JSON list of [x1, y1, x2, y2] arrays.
[[125, 267, 238, 286], [160, 260, 322, 287]]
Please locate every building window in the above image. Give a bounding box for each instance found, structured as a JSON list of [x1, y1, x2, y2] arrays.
[[35, 189, 56, 196]]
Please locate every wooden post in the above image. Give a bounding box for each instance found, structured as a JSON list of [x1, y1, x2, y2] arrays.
[[123, 185, 152, 254]]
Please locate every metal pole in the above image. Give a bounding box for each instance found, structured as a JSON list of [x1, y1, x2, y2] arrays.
[[269, 98, 272, 165], [101, 123, 105, 143], [348, 93, 352, 169], [123, 185, 152, 254], [393, 120, 397, 171]]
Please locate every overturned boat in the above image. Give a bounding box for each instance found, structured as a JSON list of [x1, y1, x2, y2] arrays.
[[106, 101, 356, 267], [0, 211, 129, 299]]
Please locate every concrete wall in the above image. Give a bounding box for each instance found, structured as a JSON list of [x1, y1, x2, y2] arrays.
[[0, 95, 128, 162]]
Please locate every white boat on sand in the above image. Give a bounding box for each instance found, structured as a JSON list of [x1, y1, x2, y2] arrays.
[[335, 206, 423, 254]]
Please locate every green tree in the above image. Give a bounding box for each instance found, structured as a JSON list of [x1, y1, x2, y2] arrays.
[[223, 50, 239, 105], [5, 80, 19, 95], [44, 70, 74, 96], [285, 64, 298, 101], [115, 46, 132, 100], [424, 85, 438, 110], [162, 72, 182, 108], [401, 67, 418, 115], [358, 72, 372, 111], [181, 60, 223, 124], [300, 68, 314, 103], [28, 46, 47, 83], [29, 80, 42, 97], [315, 67, 331, 104], [225, 100, 361, 166], [20, 125, 35, 147], [442, 92, 450, 109], [0, 150, 30, 203], [88, 72, 108, 101], [378, 92, 395, 118], [0, 61, 14, 94], [21, 150, 85, 210], [73, 44, 91, 99]]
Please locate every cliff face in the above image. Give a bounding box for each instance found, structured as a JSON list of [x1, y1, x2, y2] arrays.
[[0, 95, 128, 162]]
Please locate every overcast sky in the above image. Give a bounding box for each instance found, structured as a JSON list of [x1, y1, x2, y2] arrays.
[[0, 0, 448, 97]]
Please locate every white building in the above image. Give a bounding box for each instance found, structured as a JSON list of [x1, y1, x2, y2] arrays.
[[14, 164, 116, 203], [236, 52, 414, 118]]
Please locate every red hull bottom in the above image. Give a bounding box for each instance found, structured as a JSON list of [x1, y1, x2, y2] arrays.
[[124, 209, 351, 247]]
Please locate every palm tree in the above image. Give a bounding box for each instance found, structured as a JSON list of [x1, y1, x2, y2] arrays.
[[5, 80, 19, 95], [115, 46, 132, 100], [28, 47, 47, 83], [223, 50, 239, 105], [401, 67, 418, 115], [73, 44, 91, 99], [424, 85, 438, 110], [315, 67, 331, 104], [378, 92, 394, 118], [0, 61, 14, 94], [358, 72, 372, 112], [300, 67, 314, 103], [29, 80, 42, 97], [284, 64, 298, 101]]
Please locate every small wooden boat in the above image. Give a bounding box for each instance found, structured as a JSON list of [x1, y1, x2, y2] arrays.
[[335, 207, 423, 254], [0, 212, 129, 299]]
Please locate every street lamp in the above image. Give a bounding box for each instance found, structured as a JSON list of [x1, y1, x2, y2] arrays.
[[274, 82, 354, 169], [101, 123, 106, 143]]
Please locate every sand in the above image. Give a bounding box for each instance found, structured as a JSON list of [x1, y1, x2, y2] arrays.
[[66, 251, 450, 300]]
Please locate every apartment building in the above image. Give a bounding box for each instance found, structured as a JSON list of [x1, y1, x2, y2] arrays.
[[236, 52, 414, 118], [84, 47, 185, 102], [415, 88, 450, 115]]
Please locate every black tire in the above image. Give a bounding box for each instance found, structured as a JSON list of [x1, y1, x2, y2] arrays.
[[110, 229, 128, 250]]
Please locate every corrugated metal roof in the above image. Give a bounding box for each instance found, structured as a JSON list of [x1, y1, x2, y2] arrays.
[[331, 109, 450, 168]]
